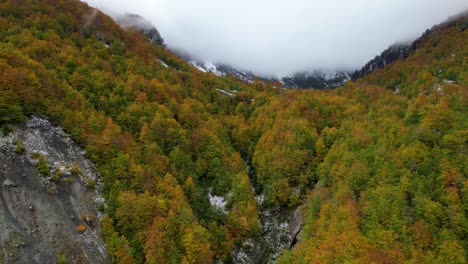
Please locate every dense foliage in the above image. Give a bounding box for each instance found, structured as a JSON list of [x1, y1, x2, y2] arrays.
[[0, 0, 466, 263]]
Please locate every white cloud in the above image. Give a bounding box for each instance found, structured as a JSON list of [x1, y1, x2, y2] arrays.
[[83, 0, 467, 76]]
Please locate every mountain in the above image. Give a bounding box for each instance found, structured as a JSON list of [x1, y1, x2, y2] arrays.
[[281, 70, 351, 89], [352, 10, 468, 79], [115, 13, 164, 46], [188, 60, 263, 83], [351, 43, 413, 79], [0, 0, 466, 263], [120, 15, 351, 89], [187, 60, 351, 89]]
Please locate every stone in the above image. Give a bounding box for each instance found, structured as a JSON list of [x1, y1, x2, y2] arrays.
[[288, 208, 303, 248], [3, 178, 19, 187]]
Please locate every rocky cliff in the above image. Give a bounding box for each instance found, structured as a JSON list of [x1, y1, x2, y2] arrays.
[[0, 117, 109, 264]]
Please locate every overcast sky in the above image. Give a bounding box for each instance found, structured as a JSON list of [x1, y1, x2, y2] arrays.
[[84, 0, 467, 76]]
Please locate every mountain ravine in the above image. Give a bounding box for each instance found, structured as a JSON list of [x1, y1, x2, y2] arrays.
[[0, 116, 302, 264], [0, 117, 109, 264], [230, 193, 303, 264]]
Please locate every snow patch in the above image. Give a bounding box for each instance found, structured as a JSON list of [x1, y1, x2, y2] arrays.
[[189, 61, 207, 73], [216, 89, 234, 97], [255, 193, 264, 205], [394, 85, 400, 94], [208, 188, 227, 213], [204, 62, 224, 76], [157, 59, 169, 68]]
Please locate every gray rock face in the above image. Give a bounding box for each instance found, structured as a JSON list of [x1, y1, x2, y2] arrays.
[[2, 179, 18, 187], [0, 117, 109, 264], [288, 209, 302, 248], [230, 203, 303, 264]]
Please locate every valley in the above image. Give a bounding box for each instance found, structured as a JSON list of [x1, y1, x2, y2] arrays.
[[0, 1, 466, 263]]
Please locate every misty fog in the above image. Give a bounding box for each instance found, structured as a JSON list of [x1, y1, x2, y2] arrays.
[[83, 0, 467, 76]]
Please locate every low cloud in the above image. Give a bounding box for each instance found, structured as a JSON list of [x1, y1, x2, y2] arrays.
[[84, 0, 467, 76]]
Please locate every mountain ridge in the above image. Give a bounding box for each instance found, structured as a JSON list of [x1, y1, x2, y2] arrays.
[[352, 10, 468, 79]]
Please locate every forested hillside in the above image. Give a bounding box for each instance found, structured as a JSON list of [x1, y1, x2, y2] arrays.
[[0, 0, 466, 263]]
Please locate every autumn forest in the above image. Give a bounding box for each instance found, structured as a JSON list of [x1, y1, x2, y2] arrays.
[[0, 0, 466, 263]]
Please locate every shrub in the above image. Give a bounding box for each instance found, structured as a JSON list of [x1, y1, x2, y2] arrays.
[[57, 254, 67, 264], [70, 164, 82, 176], [31, 151, 41, 159], [81, 212, 88, 222], [13, 138, 26, 154], [88, 212, 95, 222], [36, 155, 49, 176], [81, 212, 96, 226], [47, 187, 56, 194], [86, 178, 96, 189], [76, 224, 86, 233], [1, 125, 12, 136], [50, 167, 62, 182], [63, 177, 73, 184], [97, 202, 105, 212]]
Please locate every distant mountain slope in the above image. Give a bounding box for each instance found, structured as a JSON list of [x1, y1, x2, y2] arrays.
[[188, 61, 263, 83], [281, 71, 351, 89], [187, 60, 351, 89], [115, 13, 164, 46], [116, 14, 350, 89], [356, 11, 468, 96], [352, 10, 468, 80], [351, 43, 413, 79]]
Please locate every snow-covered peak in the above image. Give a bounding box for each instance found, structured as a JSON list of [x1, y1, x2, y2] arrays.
[[188, 60, 258, 83], [187, 59, 350, 89], [189, 61, 224, 76]]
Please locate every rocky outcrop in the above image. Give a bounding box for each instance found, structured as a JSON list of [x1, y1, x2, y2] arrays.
[[116, 13, 164, 46], [230, 203, 303, 264], [288, 209, 302, 248], [0, 117, 109, 264]]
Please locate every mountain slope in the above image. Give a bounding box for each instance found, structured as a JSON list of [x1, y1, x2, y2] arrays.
[[351, 43, 413, 79], [352, 11, 468, 80], [278, 12, 468, 263], [115, 13, 164, 46], [357, 11, 468, 96], [186, 59, 351, 89], [188, 60, 262, 83], [281, 70, 350, 89]]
